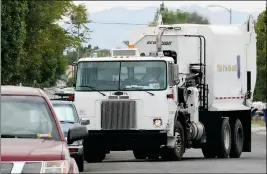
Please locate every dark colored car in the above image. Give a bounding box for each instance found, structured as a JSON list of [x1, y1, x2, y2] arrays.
[[51, 94, 89, 172], [1, 86, 88, 173]]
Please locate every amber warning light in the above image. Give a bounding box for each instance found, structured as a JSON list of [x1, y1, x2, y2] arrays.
[[128, 45, 134, 48]]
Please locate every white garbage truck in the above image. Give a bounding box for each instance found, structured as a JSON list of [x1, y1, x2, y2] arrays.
[[72, 15, 256, 162]]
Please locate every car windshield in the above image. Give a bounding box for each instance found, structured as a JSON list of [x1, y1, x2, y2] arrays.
[[75, 60, 167, 91], [53, 104, 77, 122], [1, 96, 60, 141]]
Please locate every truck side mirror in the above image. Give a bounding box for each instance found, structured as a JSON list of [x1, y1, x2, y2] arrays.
[[170, 64, 179, 85]]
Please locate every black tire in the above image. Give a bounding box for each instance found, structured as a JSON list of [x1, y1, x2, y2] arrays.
[[161, 121, 185, 161], [84, 151, 106, 163], [133, 149, 147, 160], [75, 154, 84, 172], [83, 139, 106, 163], [229, 119, 244, 158], [217, 118, 232, 158]]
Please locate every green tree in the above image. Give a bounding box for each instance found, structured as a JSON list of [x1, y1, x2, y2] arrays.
[[1, 1, 28, 85], [67, 3, 92, 61], [23, 1, 79, 87], [97, 49, 110, 57], [1, 1, 88, 87], [150, 3, 209, 25], [122, 40, 129, 46], [187, 12, 209, 24], [66, 77, 74, 87], [253, 10, 266, 102]]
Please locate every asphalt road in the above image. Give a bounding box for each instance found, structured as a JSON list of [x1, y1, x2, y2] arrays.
[[82, 133, 266, 173]]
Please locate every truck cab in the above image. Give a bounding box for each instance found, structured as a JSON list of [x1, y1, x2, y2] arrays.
[[72, 49, 183, 162]]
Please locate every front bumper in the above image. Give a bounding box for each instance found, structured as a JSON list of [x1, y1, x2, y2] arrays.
[[86, 130, 168, 151]]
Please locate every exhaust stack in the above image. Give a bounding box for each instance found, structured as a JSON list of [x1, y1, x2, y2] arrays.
[[156, 28, 166, 53]]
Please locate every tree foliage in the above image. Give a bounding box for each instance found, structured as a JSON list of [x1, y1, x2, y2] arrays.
[[1, 1, 88, 87], [123, 40, 129, 46], [1, 1, 28, 85], [150, 4, 209, 25], [253, 10, 266, 101]]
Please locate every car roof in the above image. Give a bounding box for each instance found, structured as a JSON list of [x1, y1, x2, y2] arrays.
[[1, 85, 43, 96]]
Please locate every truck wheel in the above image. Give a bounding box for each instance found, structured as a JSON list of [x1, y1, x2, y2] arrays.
[[217, 118, 232, 158], [161, 121, 185, 161], [75, 154, 84, 172], [229, 119, 244, 158], [85, 151, 106, 163], [83, 139, 106, 163], [133, 149, 147, 159]]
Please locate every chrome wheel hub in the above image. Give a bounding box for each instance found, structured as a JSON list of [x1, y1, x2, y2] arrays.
[[224, 126, 230, 150]]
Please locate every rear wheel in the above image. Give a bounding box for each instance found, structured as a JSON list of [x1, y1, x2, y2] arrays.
[[161, 121, 185, 161], [217, 118, 232, 158], [229, 119, 244, 158]]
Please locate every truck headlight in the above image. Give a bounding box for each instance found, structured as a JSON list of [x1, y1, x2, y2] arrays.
[[42, 160, 70, 173], [153, 119, 162, 127]]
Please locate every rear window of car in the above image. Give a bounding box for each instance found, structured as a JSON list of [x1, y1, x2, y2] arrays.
[[1, 95, 61, 141], [53, 104, 78, 122]]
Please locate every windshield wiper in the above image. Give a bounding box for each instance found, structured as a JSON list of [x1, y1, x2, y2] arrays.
[[1, 134, 37, 139], [123, 87, 155, 96], [60, 120, 76, 124], [1, 134, 16, 138], [77, 85, 106, 96]]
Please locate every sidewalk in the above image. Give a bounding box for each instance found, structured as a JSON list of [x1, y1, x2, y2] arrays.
[[252, 125, 266, 134]]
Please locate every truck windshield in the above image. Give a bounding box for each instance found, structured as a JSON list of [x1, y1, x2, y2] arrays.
[[1, 96, 60, 141], [76, 61, 167, 91]]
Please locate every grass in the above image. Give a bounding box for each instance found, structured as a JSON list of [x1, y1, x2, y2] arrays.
[[252, 120, 266, 126]]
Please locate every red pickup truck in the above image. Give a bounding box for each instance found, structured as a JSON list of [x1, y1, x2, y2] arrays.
[[1, 86, 88, 173]]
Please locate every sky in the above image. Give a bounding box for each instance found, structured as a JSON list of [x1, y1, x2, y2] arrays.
[[74, 1, 266, 13]]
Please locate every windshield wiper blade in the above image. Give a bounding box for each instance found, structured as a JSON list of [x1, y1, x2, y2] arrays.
[[60, 120, 76, 124], [77, 85, 106, 96], [1, 134, 16, 138], [1, 134, 37, 138], [123, 87, 155, 96]]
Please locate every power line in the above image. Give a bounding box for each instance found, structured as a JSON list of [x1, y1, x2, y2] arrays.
[[58, 20, 148, 26], [91, 21, 147, 25]]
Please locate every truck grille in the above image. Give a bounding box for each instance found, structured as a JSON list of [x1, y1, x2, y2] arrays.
[[101, 100, 136, 129], [21, 162, 42, 173], [1, 163, 13, 173]]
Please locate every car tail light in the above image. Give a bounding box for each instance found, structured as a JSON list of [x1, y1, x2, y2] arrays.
[[69, 148, 78, 153], [68, 95, 74, 101]]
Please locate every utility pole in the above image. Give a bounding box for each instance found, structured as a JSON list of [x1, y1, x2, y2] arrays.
[[77, 23, 80, 62], [207, 4, 232, 24], [229, 8, 232, 24], [76, 15, 80, 62]]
